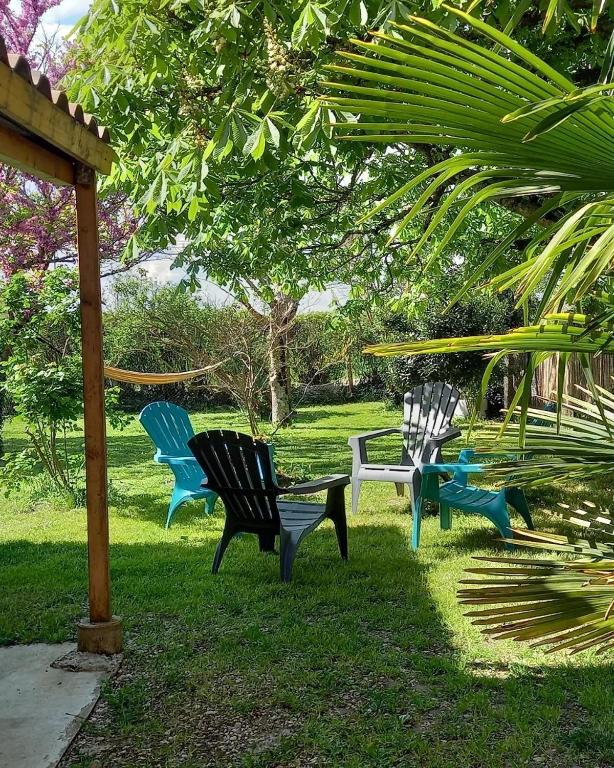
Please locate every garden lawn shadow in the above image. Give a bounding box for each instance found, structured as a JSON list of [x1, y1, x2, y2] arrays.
[[1, 525, 613, 768], [2, 404, 614, 766]]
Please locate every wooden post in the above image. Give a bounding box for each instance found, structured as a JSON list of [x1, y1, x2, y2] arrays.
[[75, 165, 122, 654]]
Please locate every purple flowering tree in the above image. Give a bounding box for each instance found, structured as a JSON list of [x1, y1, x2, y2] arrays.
[[0, 0, 146, 277], [0, 1, 142, 481]]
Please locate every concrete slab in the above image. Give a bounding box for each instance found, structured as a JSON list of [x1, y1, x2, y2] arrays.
[[0, 643, 110, 768]]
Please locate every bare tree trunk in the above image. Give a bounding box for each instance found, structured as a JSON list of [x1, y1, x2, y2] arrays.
[[269, 337, 290, 426], [268, 294, 298, 426], [0, 386, 4, 463], [247, 405, 260, 436], [345, 340, 354, 398], [0, 348, 7, 463], [280, 325, 292, 412]]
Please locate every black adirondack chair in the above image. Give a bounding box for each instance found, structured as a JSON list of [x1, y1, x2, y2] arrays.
[[188, 430, 350, 582]]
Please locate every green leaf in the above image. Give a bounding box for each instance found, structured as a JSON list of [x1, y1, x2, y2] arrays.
[[349, 0, 368, 26], [265, 117, 280, 148], [230, 5, 241, 27], [243, 123, 266, 159], [600, 30, 614, 84], [187, 196, 200, 222], [591, 0, 606, 31], [523, 97, 610, 141]]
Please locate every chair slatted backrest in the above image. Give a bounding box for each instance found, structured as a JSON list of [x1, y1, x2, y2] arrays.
[[402, 383, 460, 462], [139, 401, 204, 491], [188, 430, 280, 526]]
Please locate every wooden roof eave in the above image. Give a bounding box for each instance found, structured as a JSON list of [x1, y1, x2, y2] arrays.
[[0, 58, 117, 177]]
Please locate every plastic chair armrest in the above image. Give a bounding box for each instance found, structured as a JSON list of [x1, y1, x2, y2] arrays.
[[422, 461, 486, 477], [430, 426, 462, 445], [280, 474, 350, 496], [347, 427, 401, 446], [420, 427, 462, 464], [155, 452, 198, 466]]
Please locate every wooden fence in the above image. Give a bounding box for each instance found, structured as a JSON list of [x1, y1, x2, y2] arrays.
[[534, 354, 614, 402]]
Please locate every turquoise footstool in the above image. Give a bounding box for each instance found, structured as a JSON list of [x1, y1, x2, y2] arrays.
[[418, 449, 534, 549]]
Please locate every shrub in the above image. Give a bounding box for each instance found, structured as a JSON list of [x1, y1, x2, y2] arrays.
[[289, 310, 383, 401], [0, 269, 126, 504], [104, 275, 270, 430], [104, 274, 220, 410], [377, 287, 520, 413], [289, 313, 346, 386]]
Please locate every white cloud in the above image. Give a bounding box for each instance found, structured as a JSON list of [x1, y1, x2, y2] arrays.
[[103, 258, 233, 308], [34, 0, 90, 44], [104, 258, 348, 314], [300, 285, 349, 313], [42, 0, 91, 26]]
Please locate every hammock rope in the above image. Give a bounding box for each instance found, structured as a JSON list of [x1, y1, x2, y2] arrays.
[[103, 359, 226, 385]]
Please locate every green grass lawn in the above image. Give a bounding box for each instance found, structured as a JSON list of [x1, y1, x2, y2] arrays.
[[1, 401, 613, 767]]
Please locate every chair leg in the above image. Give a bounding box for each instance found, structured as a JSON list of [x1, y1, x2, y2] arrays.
[[440, 504, 452, 530], [326, 485, 348, 561], [351, 478, 362, 514], [504, 487, 534, 530], [333, 511, 348, 560], [395, 482, 405, 497], [205, 493, 217, 516], [484, 500, 514, 551], [166, 487, 185, 529], [409, 482, 422, 551], [212, 520, 237, 574], [258, 530, 276, 552], [279, 529, 299, 583]]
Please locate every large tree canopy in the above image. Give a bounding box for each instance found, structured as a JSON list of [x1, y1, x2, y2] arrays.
[[66, 0, 612, 425], [68, 0, 610, 282]]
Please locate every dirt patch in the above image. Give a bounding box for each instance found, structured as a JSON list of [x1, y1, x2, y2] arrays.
[[59, 661, 303, 767]]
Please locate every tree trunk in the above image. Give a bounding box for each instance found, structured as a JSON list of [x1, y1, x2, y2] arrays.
[[279, 325, 292, 412], [247, 405, 260, 436], [268, 294, 298, 426], [0, 347, 7, 463], [0, 385, 4, 463], [269, 337, 291, 426], [346, 343, 354, 398]]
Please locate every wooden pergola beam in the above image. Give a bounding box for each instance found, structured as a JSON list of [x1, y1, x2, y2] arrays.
[[0, 60, 116, 175], [0, 123, 74, 184], [74, 166, 122, 654], [0, 35, 122, 654]]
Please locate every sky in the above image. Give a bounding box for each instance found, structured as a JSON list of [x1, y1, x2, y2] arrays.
[[40, 0, 88, 39], [39, 0, 349, 312]]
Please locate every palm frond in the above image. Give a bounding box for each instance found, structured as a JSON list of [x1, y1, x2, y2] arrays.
[[555, 499, 614, 538], [321, 7, 614, 309], [364, 312, 614, 357], [459, 405, 614, 655], [325, 6, 614, 657], [468, 381, 614, 486], [459, 519, 614, 654]]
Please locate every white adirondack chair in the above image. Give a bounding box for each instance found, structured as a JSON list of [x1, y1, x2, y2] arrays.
[[347, 383, 461, 548]]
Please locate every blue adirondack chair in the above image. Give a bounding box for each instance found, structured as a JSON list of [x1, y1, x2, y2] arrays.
[[139, 401, 217, 528]]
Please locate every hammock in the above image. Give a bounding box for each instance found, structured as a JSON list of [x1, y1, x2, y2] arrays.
[[103, 360, 226, 385]]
